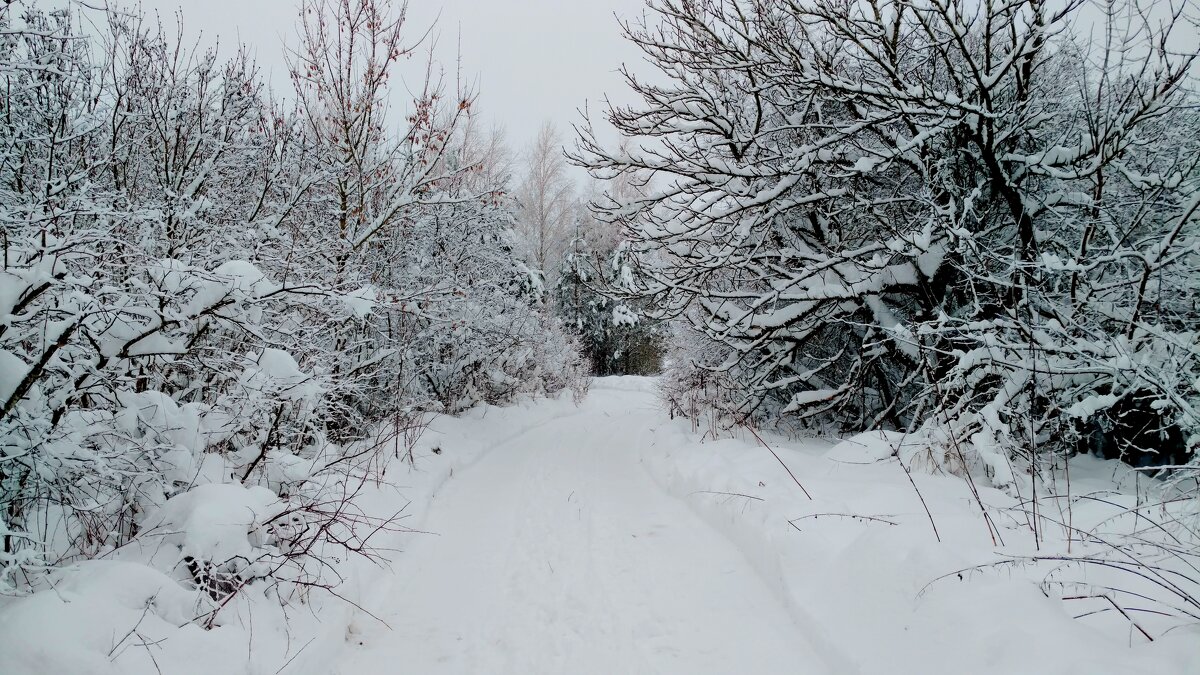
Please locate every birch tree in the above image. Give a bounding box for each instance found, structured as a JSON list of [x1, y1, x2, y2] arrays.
[[516, 121, 575, 280]]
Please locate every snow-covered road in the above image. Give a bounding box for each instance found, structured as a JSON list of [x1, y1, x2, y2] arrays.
[[342, 382, 829, 674]]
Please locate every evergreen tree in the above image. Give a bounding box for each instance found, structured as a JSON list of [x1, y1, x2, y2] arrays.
[[554, 230, 662, 377]]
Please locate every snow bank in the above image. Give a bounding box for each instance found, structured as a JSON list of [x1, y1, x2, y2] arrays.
[[635, 380, 1200, 675], [0, 561, 217, 675]]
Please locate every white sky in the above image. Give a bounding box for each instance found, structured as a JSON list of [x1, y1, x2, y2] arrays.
[[85, 0, 1190, 173], [129, 0, 650, 153]]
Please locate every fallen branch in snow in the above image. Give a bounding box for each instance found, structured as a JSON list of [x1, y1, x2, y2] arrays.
[[273, 637, 318, 675], [690, 490, 764, 502], [1061, 594, 1155, 643], [920, 549, 1200, 635], [788, 513, 898, 533]]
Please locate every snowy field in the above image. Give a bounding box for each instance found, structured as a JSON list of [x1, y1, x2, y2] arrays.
[[4, 376, 1196, 674]]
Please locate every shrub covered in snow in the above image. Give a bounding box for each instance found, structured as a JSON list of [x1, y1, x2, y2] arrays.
[[0, 0, 583, 615]]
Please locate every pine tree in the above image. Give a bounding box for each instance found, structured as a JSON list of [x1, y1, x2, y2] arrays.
[[553, 227, 662, 377]]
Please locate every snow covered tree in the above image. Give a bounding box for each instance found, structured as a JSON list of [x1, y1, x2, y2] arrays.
[[289, 0, 476, 268], [574, 0, 1200, 485], [386, 114, 588, 411], [286, 0, 585, 417]]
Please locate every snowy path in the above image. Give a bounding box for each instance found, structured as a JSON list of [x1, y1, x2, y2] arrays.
[[342, 383, 829, 674]]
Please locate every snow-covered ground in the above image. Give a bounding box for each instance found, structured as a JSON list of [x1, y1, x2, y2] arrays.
[[341, 378, 828, 674], [4, 376, 1198, 674]]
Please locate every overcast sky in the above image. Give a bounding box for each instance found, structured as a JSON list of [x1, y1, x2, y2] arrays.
[[130, 0, 649, 154]]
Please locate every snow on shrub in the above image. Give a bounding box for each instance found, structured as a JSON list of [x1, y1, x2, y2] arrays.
[[141, 483, 285, 600]]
